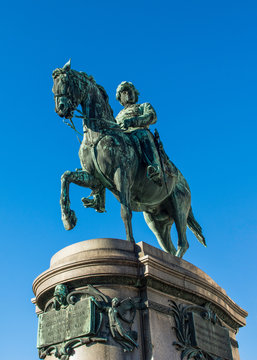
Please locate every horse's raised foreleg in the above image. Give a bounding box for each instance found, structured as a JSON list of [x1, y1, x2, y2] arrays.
[[60, 170, 101, 230], [114, 168, 135, 243]]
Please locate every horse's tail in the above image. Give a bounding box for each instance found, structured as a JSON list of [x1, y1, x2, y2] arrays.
[[187, 207, 206, 247]]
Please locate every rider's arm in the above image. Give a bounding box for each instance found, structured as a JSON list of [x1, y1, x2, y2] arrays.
[[132, 103, 157, 128]]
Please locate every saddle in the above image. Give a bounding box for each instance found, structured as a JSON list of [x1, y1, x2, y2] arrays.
[[124, 128, 178, 179]]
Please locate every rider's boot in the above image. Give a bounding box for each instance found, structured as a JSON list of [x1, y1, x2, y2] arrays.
[[81, 187, 106, 213], [136, 129, 163, 186]]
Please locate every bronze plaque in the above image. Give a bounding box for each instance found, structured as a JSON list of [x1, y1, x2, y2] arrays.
[[37, 298, 96, 348], [189, 312, 233, 360]]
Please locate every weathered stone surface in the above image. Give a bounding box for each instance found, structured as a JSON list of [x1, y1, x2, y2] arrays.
[[32, 238, 247, 360]]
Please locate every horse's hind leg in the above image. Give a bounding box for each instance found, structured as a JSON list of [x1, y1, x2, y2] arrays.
[[60, 169, 101, 230], [174, 215, 188, 258], [171, 191, 190, 258], [143, 211, 176, 255], [114, 168, 135, 243]]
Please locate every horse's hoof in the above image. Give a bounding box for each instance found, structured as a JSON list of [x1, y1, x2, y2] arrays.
[[62, 210, 77, 230], [175, 248, 185, 258]]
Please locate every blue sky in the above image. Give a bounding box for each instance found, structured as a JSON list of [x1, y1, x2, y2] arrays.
[[0, 1, 256, 358]]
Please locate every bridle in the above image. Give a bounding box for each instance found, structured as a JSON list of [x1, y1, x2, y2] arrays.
[[53, 69, 120, 142], [53, 70, 84, 107]]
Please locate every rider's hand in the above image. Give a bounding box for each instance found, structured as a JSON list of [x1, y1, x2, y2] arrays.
[[120, 117, 136, 130]]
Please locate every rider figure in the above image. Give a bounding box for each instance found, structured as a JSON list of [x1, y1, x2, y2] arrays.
[[115, 81, 162, 184], [82, 81, 162, 212]]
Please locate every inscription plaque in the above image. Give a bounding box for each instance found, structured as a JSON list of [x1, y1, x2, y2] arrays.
[[37, 297, 96, 348], [189, 312, 233, 360]]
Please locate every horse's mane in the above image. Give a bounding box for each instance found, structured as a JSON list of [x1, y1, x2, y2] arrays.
[[52, 67, 114, 117], [82, 72, 114, 117]]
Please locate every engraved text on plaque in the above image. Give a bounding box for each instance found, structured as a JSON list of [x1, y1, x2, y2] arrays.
[[37, 298, 96, 348], [189, 312, 233, 360]]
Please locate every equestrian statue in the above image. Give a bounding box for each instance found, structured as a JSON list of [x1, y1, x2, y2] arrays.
[[52, 60, 206, 258]]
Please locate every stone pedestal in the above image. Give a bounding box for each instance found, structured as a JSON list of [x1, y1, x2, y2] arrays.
[[32, 238, 247, 360]]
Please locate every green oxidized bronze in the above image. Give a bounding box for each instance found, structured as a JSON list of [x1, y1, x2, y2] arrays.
[[90, 295, 142, 352], [52, 60, 206, 258], [37, 284, 142, 359], [53, 284, 69, 309]]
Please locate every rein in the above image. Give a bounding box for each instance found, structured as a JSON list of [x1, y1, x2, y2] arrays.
[[62, 108, 123, 146], [62, 117, 83, 143], [75, 109, 122, 132], [55, 70, 122, 147]]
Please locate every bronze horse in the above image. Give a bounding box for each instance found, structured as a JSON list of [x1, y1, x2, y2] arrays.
[[52, 61, 206, 258]]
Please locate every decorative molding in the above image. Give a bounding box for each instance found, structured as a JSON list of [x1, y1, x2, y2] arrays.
[[146, 300, 173, 316], [39, 337, 107, 360], [145, 277, 241, 331], [145, 298, 242, 351], [36, 274, 243, 331], [169, 300, 233, 360], [35, 275, 141, 310], [33, 256, 139, 292], [140, 254, 247, 320]]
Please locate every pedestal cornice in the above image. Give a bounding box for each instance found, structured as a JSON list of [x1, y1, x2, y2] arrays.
[[33, 238, 247, 331]]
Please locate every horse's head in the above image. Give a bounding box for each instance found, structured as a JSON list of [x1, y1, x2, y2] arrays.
[[53, 60, 115, 126], [52, 60, 83, 118]]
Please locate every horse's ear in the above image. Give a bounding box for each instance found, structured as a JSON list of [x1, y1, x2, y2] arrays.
[[63, 59, 71, 71]]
